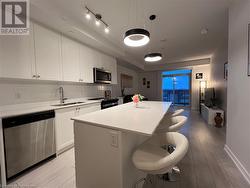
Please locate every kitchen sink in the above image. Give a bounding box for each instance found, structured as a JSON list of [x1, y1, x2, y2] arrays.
[[51, 102, 85, 107]]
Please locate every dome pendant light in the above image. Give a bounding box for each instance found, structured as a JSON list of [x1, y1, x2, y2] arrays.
[[144, 53, 162, 62], [124, 28, 150, 47]]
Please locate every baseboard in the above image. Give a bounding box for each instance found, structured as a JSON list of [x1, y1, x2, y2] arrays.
[[57, 140, 74, 155], [224, 145, 250, 184]]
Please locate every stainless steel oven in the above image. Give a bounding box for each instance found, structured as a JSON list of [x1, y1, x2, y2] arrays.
[[2, 110, 56, 180], [93, 68, 112, 84]]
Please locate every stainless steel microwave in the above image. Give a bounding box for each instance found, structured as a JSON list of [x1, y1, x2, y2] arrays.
[[93, 68, 112, 84]]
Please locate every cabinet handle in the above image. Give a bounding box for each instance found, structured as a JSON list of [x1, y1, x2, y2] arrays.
[[32, 75, 36, 78], [37, 75, 41, 78]]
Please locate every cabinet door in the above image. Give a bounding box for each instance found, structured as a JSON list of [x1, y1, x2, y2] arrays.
[[78, 103, 101, 116], [55, 107, 76, 154], [100, 53, 117, 84], [61, 36, 80, 82], [0, 23, 35, 79], [33, 23, 62, 81], [79, 45, 97, 83], [110, 57, 117, 84]]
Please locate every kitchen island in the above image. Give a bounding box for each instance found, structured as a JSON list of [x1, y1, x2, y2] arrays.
[[72, 101, 171, 188]]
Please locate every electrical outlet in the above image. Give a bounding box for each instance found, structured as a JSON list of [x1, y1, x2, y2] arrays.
[[110, 131, 119, 148]]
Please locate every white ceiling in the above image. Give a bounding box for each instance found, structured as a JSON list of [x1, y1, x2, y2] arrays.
[[30, 0, 229, 69]]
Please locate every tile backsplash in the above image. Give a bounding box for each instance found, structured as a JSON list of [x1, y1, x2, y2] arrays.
[[0, 80, 112, 106]]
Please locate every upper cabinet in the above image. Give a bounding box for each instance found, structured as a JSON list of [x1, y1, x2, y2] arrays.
[[99, 53, 118, 84], [79, 45, 97, 83], [79, 44, 117, 84], [33, 23, 62, 81], [61, 36, 80, 82], [0, 22, 117, 84], [0, 23, 35, 79]]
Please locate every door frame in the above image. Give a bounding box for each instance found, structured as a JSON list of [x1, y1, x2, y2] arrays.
[[161, 70, 192, 107]]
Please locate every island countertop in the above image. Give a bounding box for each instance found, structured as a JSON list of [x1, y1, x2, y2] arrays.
[[72, 101, 171, 136]]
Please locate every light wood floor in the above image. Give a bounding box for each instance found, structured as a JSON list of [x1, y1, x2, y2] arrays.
[[9, 110, 250, 188], [9, 148, 76, 188]]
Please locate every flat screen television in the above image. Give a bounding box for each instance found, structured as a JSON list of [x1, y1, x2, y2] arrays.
[[204, 88, 215, 107]]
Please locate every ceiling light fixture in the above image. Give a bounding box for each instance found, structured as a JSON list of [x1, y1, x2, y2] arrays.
[[104, 27, 110, 33], [123, 0, 150, 47], [95, 14, 101, 26], [84, 6, 110, 34], [124, 28, 150, 47], [144, 53, 162, 62], [95, 20, 100, 26], [85, 11, 91, 20], [144, 15, 162, 62]]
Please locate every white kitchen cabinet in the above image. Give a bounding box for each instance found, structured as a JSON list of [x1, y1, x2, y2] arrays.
[[33, 23, 62, 81], [79, 45, 97, 83], [0, 21, 117, 84], [55, 107, 75, 154], [78, 103, 101, 115], [61, 36, 81, 82], [110, 57, 117, 84], [99, 53, 117, 84], [55, 103, 101, 154], [0, 23, 36, 79]]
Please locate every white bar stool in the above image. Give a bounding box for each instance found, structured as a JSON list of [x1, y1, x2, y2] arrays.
[[132, 132, 189, 187], [156, 115, 187, 133], [170, 109, 184, 117]]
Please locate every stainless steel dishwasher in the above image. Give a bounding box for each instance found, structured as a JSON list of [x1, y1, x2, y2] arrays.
[[2, 110, 56, 180]]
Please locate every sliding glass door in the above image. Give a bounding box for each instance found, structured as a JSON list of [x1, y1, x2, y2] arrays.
[[162, 70, 191, 106]]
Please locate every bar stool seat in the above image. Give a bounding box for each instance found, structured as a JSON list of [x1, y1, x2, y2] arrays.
[[132, 132, 188, 186], [170, 109, 184, 117], [157, 115, 187, 133]]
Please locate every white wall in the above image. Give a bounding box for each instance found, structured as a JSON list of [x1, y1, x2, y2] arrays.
[[210, 40, 228, 113], [138, 71, 161, 101], [112, 65, 139, 97], [138, 64, 211, 110], [0, 80, 111, 106], [226, 0, 250, 183]]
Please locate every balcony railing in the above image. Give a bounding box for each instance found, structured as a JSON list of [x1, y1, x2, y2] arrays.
[[162, 89, 190, 106]]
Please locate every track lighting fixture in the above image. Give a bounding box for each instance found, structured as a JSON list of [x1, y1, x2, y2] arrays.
[[84, 6, 110, 34]]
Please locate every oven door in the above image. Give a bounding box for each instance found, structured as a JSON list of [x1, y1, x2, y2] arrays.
[[94, 68, 112, 84]]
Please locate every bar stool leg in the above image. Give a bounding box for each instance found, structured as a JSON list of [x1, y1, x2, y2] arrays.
[[133, 178, 146, 188], [167, 145, 181, 175]]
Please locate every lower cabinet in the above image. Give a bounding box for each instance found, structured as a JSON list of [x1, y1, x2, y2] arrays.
[[55, 103, 101, 154]]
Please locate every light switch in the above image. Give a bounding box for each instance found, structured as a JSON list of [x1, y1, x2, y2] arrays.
[[110, 131, 119, 148]]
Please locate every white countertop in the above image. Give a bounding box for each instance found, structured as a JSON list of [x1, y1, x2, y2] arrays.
[[0, 98, 102, 118], [72, 101, 172, 136]]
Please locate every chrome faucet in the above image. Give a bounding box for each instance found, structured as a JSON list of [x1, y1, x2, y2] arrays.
[[59, 87, 67, 104]]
